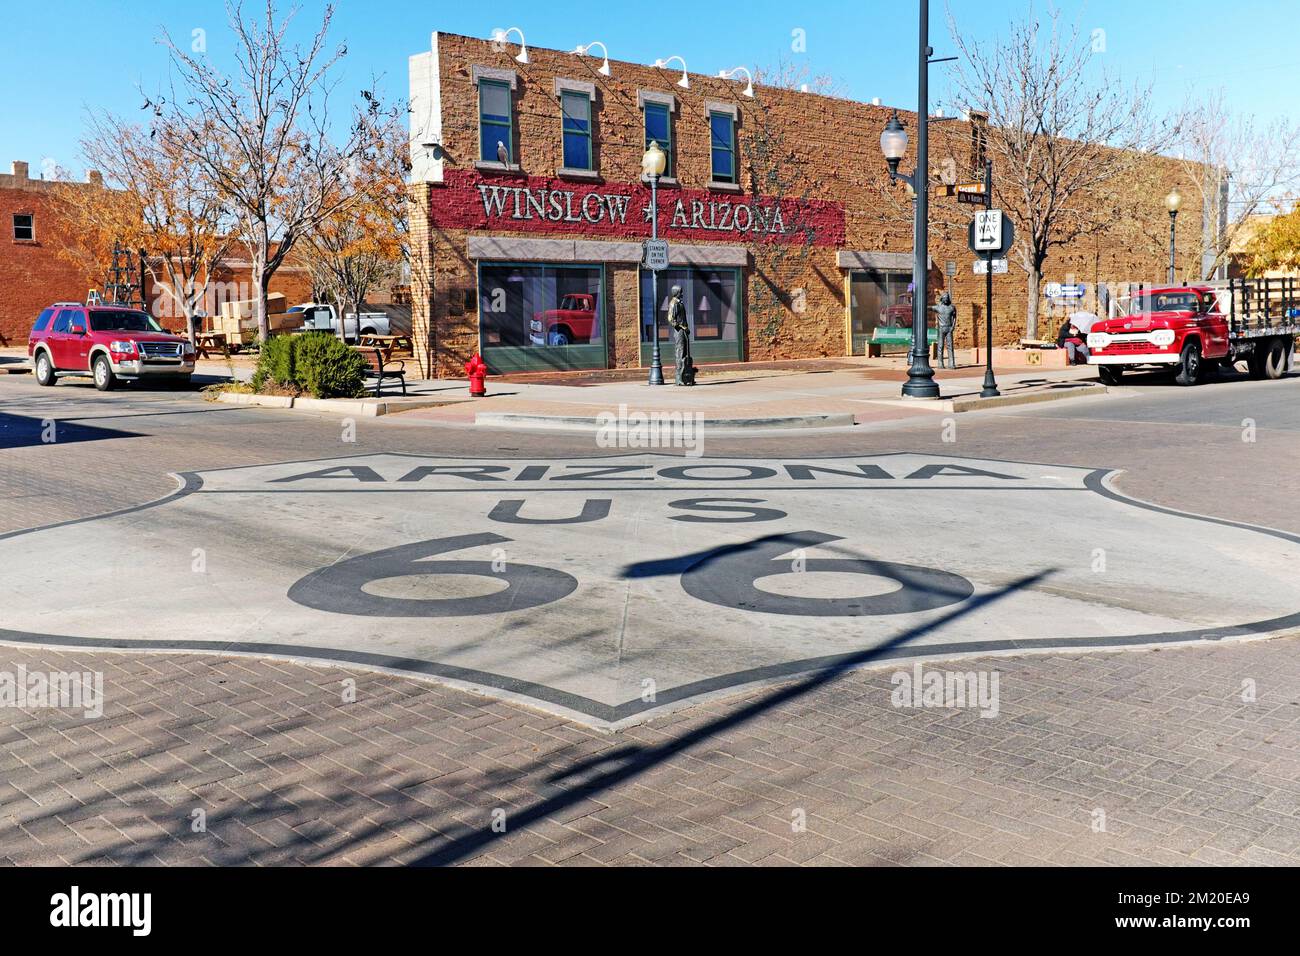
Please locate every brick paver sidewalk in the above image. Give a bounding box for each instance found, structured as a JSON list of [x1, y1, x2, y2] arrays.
[[2, 637, 1296, 866]]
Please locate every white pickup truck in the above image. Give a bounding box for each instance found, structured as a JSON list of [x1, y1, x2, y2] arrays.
[[289, 303, 390, 342]]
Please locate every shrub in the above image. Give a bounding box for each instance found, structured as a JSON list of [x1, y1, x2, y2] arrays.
[[292, 332, 367, 399], [250, 332, 366, 399], [252, 335, 294, 391]]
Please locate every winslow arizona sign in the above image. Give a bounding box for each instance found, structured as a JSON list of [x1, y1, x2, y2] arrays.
[[1, 452, 1297, 730], [426, 169, 847, 246]]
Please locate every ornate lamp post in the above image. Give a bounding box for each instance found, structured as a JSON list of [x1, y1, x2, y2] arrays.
[[881, 108, 939, 399], [643, 140, 668, 386], [1165, 188, 1181, 284]]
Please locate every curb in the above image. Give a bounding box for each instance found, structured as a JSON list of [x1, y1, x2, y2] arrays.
[[474, 411, 857, 431], [868, 382, 1110, 414], [214, 391, 469, 416], [951, 383, 1109, 413]]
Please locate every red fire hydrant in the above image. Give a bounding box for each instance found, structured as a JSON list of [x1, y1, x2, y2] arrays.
[[465, 354, 488, 397]]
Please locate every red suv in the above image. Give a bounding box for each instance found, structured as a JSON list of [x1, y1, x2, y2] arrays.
[[29, 303, 195, 391]]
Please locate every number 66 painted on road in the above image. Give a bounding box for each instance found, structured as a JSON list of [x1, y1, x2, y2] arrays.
[[288, 531, 974, 618]]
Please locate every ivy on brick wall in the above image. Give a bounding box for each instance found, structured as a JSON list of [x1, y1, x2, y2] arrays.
[[741, 102, 818, 346]]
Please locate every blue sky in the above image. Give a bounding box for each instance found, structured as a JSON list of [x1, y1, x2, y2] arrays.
[[1, 0, 1292, 178]]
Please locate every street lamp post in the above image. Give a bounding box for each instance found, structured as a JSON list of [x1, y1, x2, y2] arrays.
[[643, 141, 668, 386], [1165, 189, 1181, 284], [879, 0, 940, 399], [980, 159, 1000, 398]]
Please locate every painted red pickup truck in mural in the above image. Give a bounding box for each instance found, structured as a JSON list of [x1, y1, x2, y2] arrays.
[[530, 293, 598, 346]]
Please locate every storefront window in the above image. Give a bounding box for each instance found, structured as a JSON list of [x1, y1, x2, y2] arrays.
[[478, 263, 605, 371], [849, 269, 931, 355], [640, 267, 742, 363]]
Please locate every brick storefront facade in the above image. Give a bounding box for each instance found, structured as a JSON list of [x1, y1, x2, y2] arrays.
[[408, 32, 1203, 378], [0, 162, 93, 345], [1, 159, 317, 342]]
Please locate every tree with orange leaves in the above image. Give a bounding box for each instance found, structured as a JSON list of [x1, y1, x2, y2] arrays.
[[49, 111, 234, 342]]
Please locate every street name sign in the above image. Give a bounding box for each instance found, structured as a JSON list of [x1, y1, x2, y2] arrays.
[[956, 182, 986, 205]]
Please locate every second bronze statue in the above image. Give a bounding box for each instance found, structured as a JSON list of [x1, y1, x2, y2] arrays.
[[667, 285, 697, 386]]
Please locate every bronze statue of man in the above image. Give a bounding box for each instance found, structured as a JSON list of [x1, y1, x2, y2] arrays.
[[931, 290, 957, 369], [667, 285, 695, 385]]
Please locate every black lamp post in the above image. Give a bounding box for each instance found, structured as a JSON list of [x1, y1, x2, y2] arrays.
[[880, 0, 940, 399], [643, 141, 667, 386], [1165, 188, 1181, 284]]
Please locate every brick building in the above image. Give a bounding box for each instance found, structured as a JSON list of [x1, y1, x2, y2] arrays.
[[1, 158, 320, 341], [0, 161, 100, 345], [405, 31, 1200, 376]]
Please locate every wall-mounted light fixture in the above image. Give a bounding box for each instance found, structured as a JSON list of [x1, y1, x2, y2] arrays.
[[652, 55, 689, 89], [490, 26, 529, 64], [717, 66, 754, 98], [573, 41, 611, 76]]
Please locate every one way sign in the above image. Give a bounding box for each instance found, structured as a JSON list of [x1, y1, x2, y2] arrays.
[[973, 210, 1003, 251]]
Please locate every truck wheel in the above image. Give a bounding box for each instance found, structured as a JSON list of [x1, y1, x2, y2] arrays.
[[1263, 340, 1289, 380], [547, 329, 572, 346], [1175, 340, 1203, 386], [1097, 366, 1123, 386], [1246, 350, 1265, 379], [33, 350, 56, 386], [92, 354, 116, 392]]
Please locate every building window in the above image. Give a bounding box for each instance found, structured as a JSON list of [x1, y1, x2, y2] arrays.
[[640, 268, 742, 361], [644, 102, 673, 177], [478, 263, 606, 371], [13, 214, 34, 241], [849, 269, 919, 355], [709, 111, 737, 184], [478, 79, 513, 164], [561, 91, 592, 171]]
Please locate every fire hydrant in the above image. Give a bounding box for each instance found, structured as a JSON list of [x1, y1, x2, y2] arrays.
[[465, 354, 488, 397]]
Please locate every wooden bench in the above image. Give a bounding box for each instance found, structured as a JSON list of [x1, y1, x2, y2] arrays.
[[355, 346, 406, 396]]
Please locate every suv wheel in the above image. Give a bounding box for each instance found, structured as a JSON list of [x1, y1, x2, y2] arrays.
[[33, 350, 56, 387], [92, 354, 116, 392], [1175, 340, 1203, 386]]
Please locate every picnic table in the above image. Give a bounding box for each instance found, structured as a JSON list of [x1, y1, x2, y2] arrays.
[[358, 333, 412, 354], [194, 332, 230, 360]]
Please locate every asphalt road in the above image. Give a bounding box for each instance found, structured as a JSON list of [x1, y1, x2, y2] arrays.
[[1, 368, 1297, 865]]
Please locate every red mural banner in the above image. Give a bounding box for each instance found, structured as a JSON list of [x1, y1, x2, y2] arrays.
[[427, 169, 846, 247]]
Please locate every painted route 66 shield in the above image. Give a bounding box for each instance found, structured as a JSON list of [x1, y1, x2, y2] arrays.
[[1, 453, 1297, 729]]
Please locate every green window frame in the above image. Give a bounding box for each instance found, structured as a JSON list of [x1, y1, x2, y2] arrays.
[[561, 90, 593, 171], [479, 78, 513, 163], [643, 102, 673, 178], [710, 110, 737, 184]]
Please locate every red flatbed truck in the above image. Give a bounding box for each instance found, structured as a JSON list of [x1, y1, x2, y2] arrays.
[[1086, 278, 1299, 385]]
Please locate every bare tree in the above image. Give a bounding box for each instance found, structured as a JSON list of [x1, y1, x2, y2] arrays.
[[160, 0, 393, 341], [948, 9, 1177, 338], [1176, 90, 1300, 279], [53, 112, 235, 343], [752, 57, 848, 99]]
